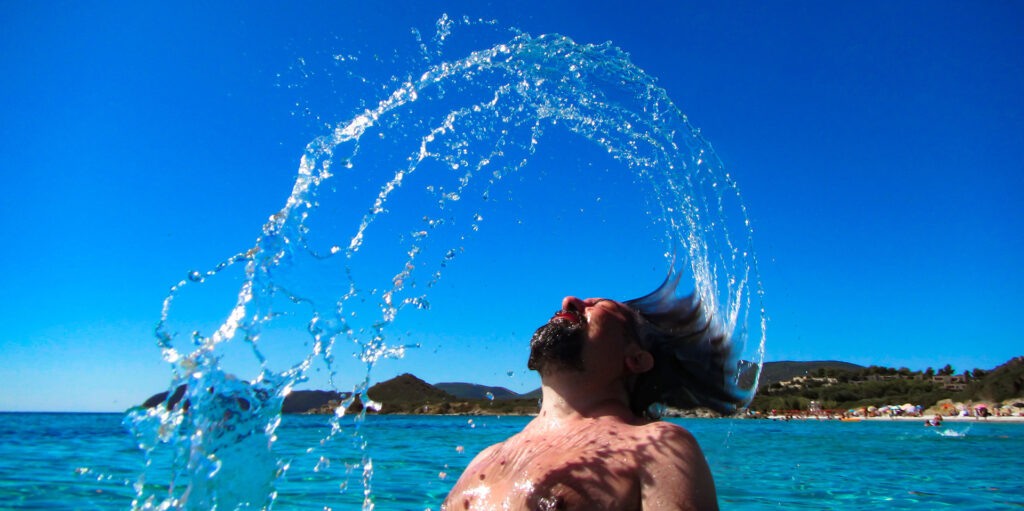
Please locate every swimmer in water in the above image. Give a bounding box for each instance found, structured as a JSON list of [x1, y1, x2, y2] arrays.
[[444, 272, 749, 510]]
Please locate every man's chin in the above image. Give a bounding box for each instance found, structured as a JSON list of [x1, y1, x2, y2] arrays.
[[527, 321, 585, 373]]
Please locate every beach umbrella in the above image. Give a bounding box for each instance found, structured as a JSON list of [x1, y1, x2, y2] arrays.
[[1013, 402, 1024, 408], [901, 403, 915, 412], [974, 403, 987, 409], [867, 406, 878, 412], [942, 403, 953, 408]]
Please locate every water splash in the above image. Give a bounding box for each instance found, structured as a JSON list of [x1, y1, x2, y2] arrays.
[[126, 16, 765, 509], [936, 426, 971, 438]]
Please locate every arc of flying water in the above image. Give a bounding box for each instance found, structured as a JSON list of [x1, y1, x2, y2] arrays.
[[129, 21, 765, 510]]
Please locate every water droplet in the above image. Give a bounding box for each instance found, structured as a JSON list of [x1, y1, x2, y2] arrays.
[[485, 392, 494, 401], [187, 271, 203, 282]]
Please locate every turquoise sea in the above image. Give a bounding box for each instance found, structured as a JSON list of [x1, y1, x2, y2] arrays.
[[2, 413, 1022, 510]]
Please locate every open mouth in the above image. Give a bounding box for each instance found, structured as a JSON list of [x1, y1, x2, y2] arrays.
[[552, 310, 582, 324]]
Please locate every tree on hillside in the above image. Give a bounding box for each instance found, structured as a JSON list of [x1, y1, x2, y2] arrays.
[[938, 364, 955, 376], [973, 368, 987, 379], [967, 357, 1024, 402], [866, 365, 885, 376], [924, 367, 935, 378]]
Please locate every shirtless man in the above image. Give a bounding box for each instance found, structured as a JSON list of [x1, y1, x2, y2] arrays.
[[443, 294, 723, 510]]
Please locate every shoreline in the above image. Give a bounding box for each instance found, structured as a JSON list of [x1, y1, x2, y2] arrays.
[[3, 410, 1024, 423], [764, 414, 1024, 423]]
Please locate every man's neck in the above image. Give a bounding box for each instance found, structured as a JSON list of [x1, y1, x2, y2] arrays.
[[533, 371, 638, 426]]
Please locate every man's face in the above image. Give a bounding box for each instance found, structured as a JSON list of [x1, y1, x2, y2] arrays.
[[528, 296, 638, 376]]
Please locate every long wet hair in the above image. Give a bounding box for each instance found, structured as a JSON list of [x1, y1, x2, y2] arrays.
[[624, 268, 753, 416]]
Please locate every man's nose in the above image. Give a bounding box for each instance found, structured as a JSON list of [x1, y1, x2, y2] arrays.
[[562, 296, 586, 312]]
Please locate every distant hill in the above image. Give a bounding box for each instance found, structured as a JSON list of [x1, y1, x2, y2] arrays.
[[750, 357, 1024, 412], [360, 373, 536, 415], [141, 385, 350, 414], [138, 373, 535, 415], [146, 360, 950, 416], [434, 382, 519, 400], [368, 373, 454, 405], [965, 356, 1024, 402], [520, 387, 542, 399], [282, 390, 348, 414], [757, 361, 865, 388]]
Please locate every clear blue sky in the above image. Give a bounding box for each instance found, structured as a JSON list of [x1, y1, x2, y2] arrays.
[[2, 2, 1021, 412]]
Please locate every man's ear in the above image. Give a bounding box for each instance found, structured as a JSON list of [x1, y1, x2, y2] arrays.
[[625, 348, 654, 374]]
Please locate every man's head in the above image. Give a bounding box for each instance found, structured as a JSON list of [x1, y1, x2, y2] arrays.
[[528, 296, 654, 382], [529, 271, 755, 417]]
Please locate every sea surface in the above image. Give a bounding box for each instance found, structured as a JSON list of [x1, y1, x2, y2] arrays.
[[1, 412, 1022, 510]]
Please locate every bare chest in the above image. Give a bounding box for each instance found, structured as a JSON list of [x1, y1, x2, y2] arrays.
[[452, 437, 642, 510]]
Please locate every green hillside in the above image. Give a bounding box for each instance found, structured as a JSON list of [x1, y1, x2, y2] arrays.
[[757, 361, 865, 388], [434, 382, 519, 400], [312, 373, 539, 415], [960, 356, 1024, 402], [368, 373, 454, 405], [751, 357, 1024, 412], [139, 357, 1022, 416]]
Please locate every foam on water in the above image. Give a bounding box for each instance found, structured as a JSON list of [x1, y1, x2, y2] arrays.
[[936, 425, 971, 437], [124, 16, 765, 509]]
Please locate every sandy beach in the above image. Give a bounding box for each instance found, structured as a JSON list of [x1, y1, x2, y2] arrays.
[[864, 415, 1024, 423]]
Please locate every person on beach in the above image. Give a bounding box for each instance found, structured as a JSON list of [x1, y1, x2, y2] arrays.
[[444, 272, 750, 510]]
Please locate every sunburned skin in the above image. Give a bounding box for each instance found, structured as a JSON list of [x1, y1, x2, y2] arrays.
[[444, 296, 718, 511]]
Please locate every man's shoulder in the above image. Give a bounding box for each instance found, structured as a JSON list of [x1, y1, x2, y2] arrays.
[[634, 419, 698, 447], [634, 420, 719, 510], [631, 420, 707, 469]]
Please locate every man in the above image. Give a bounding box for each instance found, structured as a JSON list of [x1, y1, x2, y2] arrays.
[[445, 273, 748, 510]]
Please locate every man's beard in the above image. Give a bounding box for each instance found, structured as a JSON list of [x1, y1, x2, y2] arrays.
[[527, 319, 586, 375]]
